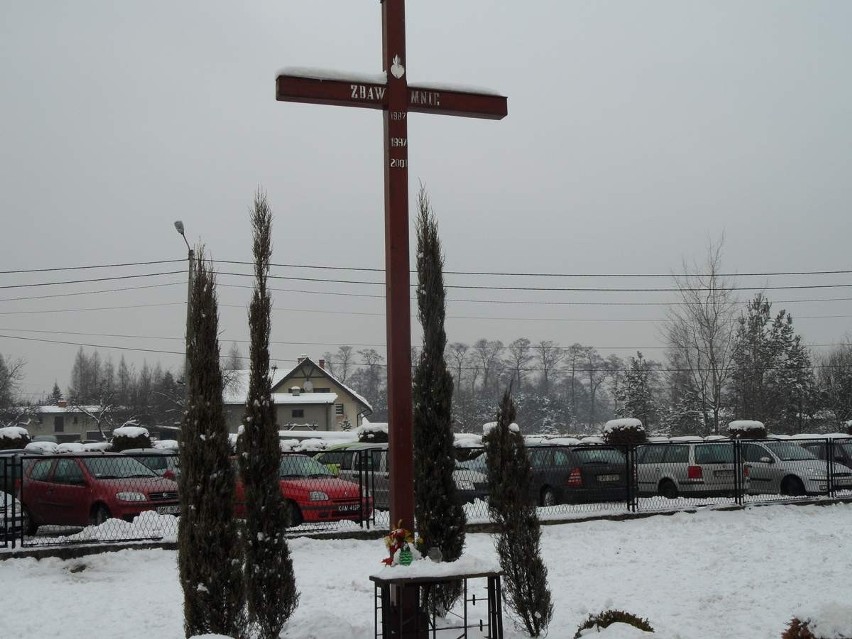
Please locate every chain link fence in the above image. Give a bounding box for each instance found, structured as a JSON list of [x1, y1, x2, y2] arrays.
[[2, 437, 850, 549]]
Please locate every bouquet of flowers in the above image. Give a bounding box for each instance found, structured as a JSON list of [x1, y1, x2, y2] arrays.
[[382, 521, 421, 566]]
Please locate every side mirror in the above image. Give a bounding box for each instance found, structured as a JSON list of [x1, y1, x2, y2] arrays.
[[759, 456, 774, 464]]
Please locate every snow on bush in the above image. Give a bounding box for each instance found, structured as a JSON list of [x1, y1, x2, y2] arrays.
[[279, 438, 301, 452], [112, 425, 151, 451], [0, 426, 30, 450], [482, 421, 519, 440], [112, 425, 149, 439], [153, 439, 179, 451], [573, 609, 655, 638], [357, 422, 388, 443], [783, 603, 852, 639], [727, 420, 767, 439], [602, 419, 646, 445]]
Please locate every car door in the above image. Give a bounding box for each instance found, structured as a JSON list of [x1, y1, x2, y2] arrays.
[[21, 458, 56, 523], [636, 444, 667, 494], [742, 443, 775, 494], [46, 458, 91, 526]]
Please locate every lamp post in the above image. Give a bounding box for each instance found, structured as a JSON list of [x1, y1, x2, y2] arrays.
[[174, 221, 194, 400]]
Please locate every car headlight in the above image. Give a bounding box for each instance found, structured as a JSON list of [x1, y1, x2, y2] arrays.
[[309, 491, 329, 501], [116, 491, 146, 502]]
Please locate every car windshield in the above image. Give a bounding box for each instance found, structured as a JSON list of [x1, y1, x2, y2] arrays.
[[574, 448, 625, 464], [279, 455, 333, 478], [765, 442, 816, 462], [83, 457, 159, 479], [457, 454, 486, 472]]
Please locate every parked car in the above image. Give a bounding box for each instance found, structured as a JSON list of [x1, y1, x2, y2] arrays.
[[1, 490, 27, 540], [637, 440, 748, 499], [528, 445, 628, 506], [794, 436, 852, 472], [742, 440, 852, 496], [233, 453, 372, 527], [0, 448, 44, 494], [122, 449, 180, 480], [21, 453, 180, 533], [314, 443, 488, 509]]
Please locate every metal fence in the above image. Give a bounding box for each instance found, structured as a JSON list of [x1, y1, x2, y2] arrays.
[[2, 438, 850, 549]]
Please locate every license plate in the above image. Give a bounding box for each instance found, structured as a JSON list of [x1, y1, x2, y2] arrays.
[[714, 470, 734, 478], [157, 505, 181, 515], [597, 474, 619, 482], [337, 504, 360, 512]]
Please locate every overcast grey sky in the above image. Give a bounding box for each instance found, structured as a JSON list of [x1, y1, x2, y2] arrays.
[[1, 1, 850, 401]]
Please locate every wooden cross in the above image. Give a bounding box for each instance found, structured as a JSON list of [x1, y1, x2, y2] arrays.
[[276, 0, 507, 534]]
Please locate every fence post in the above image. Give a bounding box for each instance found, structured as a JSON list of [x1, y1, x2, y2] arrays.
[[826, 438, 835, 497], [627, 445, 638, 513], [734, 440, 743, 506]]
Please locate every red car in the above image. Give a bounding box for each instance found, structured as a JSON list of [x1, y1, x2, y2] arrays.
[[234, 454, 372, 527], [22, 453, 180, 533]]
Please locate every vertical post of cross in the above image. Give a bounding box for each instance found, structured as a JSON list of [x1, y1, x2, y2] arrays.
[[382, 0, 414, 536]]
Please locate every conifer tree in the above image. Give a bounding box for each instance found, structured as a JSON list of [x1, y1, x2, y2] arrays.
[[238, 191, 298, 638], [485, 390, 553, 637], [177, 247, 245, 638], [412, 187, 466, 609]]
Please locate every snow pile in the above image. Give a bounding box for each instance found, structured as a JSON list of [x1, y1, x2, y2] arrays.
[[295, 438, 328, 453], [57, 443, 86, 453], [279, 439, 301, 452], [727, 420, 765, 432], [482, 421, 519, 437], [153, 440, 179, 451], [603, 418, 643, 434], [453, 433, 483, 448], [26, 441, 58, 454], [113, 425, 150, 439], [0, 426, 29, 442], [371, 552, 500, 580]]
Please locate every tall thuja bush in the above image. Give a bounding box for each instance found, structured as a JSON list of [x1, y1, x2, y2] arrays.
[[412, 187, 466, 610], [238, 192, 298, 638], [486, 390, 553, 637], [177, 248, 245, 638]]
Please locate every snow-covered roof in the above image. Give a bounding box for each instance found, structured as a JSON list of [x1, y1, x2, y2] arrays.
[[35, 405, 104, 414], [271, 392, 338, 405], [224, 359, 372, 413]]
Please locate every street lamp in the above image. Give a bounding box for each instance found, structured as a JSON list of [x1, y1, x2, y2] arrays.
[[175, 221, 194, 399]]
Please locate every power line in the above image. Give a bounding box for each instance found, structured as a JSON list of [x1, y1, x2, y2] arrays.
[[0, 281, 182, 303], [0, 270, 185, 290], [0, 259, 185, 275]]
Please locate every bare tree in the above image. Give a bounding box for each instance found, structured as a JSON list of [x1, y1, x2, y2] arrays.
[[336, 345, 354, 382], [666, 238, 738, 434], [446, 342, 469, 389], [0, 354, 25, 411], [507, 338, 533, 391], [535, 340, 564, 395], [473, 339, 504, 394], [583, 347, 608, 428]]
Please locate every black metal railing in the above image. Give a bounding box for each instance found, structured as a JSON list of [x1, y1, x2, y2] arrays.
[[3, 437, 850, 549]]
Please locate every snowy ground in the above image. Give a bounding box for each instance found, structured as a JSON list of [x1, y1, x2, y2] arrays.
[[2, 503, 851, 638]]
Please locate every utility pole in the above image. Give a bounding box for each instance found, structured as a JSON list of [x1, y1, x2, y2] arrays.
[[174, 220, 194, 403]]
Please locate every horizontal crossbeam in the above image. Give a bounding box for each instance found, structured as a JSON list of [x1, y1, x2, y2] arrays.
[[276, 74, 507, 120]]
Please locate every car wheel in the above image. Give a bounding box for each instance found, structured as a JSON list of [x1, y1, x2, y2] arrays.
[[91, 504, 111, 526], [284, 501, 303, 528], [781, 476, 805, 497], [658, 480, 679, 499], [540, 487, 557, 507]]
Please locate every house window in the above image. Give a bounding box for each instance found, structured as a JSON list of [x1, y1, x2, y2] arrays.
[[54, 416, 65, 433], [335, 404, 345, 416], [73, 416, 79, 424], [314, 387, 331, 393], [292, 409, 304, 419]]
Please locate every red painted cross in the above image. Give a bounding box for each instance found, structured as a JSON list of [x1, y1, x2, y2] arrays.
[[276, 0, 507, 535]]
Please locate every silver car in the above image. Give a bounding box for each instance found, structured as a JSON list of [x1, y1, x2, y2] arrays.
[[637, 440, 748, 499], [316, 443, 488, 509], [742, 440, 852, 496]]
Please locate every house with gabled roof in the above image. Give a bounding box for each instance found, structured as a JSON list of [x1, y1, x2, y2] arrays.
[[222, 355, 372, 433]]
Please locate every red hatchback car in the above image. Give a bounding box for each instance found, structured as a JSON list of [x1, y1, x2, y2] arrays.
[[234, 454, 372, 527], [22, 453, 180, 533]]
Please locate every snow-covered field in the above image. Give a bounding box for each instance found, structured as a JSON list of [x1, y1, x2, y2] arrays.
[[1, 503, 851, 638]]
